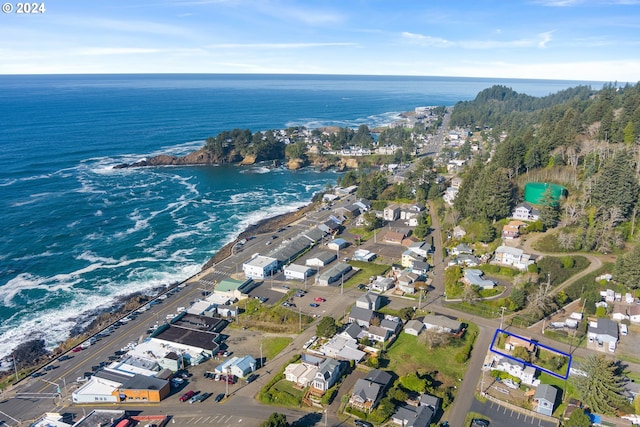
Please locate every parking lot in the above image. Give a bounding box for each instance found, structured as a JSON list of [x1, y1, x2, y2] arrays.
[[470, 397, 556, 427]]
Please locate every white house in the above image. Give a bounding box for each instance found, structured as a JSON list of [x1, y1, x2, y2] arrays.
[[443, 187, 458, 205], [242, 255, 278, 280], [612, 304, 629, 322], [383, 204, 401, 221], [311, 358, 343, 393], [327, 238, 348, 251], [408, 241, 429, 257], [404, 319, 425, 336], [463, 269, 495, 289], [512, 203, 540, 221], [356, 292, 381, 310], [588, 318, 619, 352], [494, 356, 539, 386], [422, 314, 462, 334], [493, 246, 535, 270], [370, 276, 395, 292], [305, 251, 337, 267], [285, 363, 318, 388], [630, 306, 640, 324], [402, 250, 424, 268]]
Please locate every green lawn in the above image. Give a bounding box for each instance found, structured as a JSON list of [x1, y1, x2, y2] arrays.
[[262, 337, 292, 361], [343, 261, 390, 288], [386, 322, 479, 381]]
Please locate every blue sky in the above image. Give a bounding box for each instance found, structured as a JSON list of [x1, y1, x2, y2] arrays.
[[1, 0, 639, 81]]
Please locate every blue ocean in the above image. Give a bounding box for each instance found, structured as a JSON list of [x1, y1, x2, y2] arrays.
[[0, 74, 602, 358]]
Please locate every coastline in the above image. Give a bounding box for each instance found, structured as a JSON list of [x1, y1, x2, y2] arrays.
[[1, 193, 322, 382]]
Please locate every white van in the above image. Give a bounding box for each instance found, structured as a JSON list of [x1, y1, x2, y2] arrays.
[[621, 324, 628, 336]]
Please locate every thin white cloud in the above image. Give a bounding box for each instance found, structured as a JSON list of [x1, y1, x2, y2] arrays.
[[76, 47, 161, 56], [402, 31, 554, 49], [207, 42, 359, 49]]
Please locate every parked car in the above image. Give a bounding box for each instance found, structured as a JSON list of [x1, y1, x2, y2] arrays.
[[188, 392, 202, 404], [309, 303, 319, 307], [58, 355, 72, 361], [71, 346, 83, 352], [31, 371, 45, 378], [314, 297, 326, 302], [179, 390, 196, 402], [471, 419, 489, 427], [246, 373, 258, 383], [214, 393, 225, 402], [355, 420, 373, 427]]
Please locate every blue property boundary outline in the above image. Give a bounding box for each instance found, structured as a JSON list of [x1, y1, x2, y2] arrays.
[[490, 329, 572, 380]]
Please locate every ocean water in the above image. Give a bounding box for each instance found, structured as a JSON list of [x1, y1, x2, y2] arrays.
[[0, 74, 602, 359]]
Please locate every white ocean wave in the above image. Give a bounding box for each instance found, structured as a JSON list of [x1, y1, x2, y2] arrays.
[[285, 110, 402, 130]]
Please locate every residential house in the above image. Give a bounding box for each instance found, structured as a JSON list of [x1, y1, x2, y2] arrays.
[[365, 326, 391, 343], [534, 384, 558, 417], [350, 378, 382, 413], [419, 393, 441, 412], [392, 404, 434, 427], [493, 246, 536, 270], [630, 305, 640, 324], [588, 318, 619, 352], [450, 243, 473, 256], [422, 314, 462, 334], [383, 204, 401, 221], [319, 335, 365, 362], [402, 250, 424, 268], [349, 369, 393, 413], [397, 272, 420, 294], [408, 241, 429, 257], [457, 254, 480, 267], [242, 255, 278, 280], [410, 261, 430, 275], [505, 335, 536, 353], [227, 355, 257, 378], [494, 356, 539, 386], [404, 319, 425, 336], [408, 202, 426, 212], [463, 269, 495, 289], [311, 358, 343, 393], [356, 292, 381, 310], [443, 187, 458, 205], [383, 231, 406, 245], [285, 363, 318, 388], [453, 225, 466, 239], [349, 306, 376, 328], [502, 220, 527, 239], [451, 176, 463, 189], [512, 203, 540, 221], [340, 323, 363, 340], [381, 317, 402, 335], [305, 251, 337, 268], [370, 276, 395, 292], [353, 199, 372, 212], [612, 304, 630, 322]]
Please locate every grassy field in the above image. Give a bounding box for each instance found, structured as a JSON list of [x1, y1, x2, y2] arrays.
[[385, 322, 479, 384], [262, 336, 292, 361], [343, 261, 390, 288]]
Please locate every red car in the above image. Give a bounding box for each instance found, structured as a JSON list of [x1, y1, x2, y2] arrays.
[[71, 346, 83, 352], [314, 297, 326, 302], [179, 390, 196, 402]]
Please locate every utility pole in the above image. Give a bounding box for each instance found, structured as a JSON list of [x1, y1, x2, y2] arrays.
[[500, 306, 507, 330], [260, 341, 263, 368]]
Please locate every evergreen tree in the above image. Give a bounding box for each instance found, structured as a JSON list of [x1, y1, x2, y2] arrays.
[[614, 244, 640, 289], [591, 152, 639, 219], [573, 354, 627, 415], [566, 408, 591, 427], [538, 188, 561, 230], [316, 316, 338, 338]]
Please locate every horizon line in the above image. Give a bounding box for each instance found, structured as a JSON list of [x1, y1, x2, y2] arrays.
[[0, 71, 612, 84]]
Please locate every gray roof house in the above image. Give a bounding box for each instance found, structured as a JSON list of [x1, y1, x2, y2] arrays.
[[348, 306, 376, 328], [422, 314, 462, 334], [392, 404, 434, 427], [349, 369, 393, 413], [534, 384, 558, 416], [341, 323, 363, 340], [365, 326, 391, 343], [350, 378, 382, 412], [404, 319, 425, 336], [463, 269, 495, 289], [356, 292, 381, 310], [380, 317, 402, 335], [419, 393, 441, 412], [311, 358, 343, 393], [588, 318, 619, 351]]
